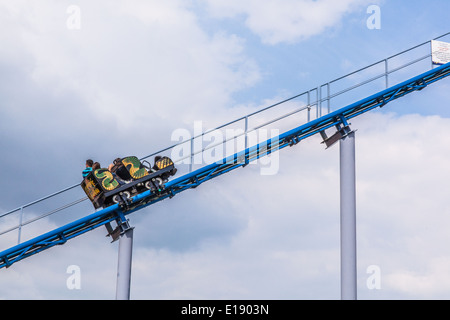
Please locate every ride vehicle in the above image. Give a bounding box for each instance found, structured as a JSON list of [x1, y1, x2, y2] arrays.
[[81, 156, 177, 209]]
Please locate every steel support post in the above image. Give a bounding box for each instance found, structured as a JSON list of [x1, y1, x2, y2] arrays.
[[116, 226, 134, 300], [339, 130, 357, 300]]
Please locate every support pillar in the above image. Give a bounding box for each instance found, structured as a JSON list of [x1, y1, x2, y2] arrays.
[[339, 130, 357, 300], [115, 225, 134, 300]]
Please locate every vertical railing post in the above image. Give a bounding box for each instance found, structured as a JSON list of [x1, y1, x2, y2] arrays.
[[244, 116, 249, 165], [317, 86, 321, 118], [385, 59, 389, 89], [18, 207, 24, 244], [307, 90, 311, 122], [190, 137, 194, 173], [327, 83, 331, 114]]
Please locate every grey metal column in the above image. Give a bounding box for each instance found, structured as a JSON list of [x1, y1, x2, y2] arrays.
[[339, 130, 357, 300], [116, 226, 134, 300]]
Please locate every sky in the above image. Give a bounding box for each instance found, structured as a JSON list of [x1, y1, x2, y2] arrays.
[[0, 0, 450, 300]]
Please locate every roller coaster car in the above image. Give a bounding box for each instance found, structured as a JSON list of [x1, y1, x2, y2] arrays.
[[81, 156, 177, 209]]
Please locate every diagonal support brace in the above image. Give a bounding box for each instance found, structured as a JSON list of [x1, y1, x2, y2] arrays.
[[105, 210, 133, 243], [320, 116, 355, 149]]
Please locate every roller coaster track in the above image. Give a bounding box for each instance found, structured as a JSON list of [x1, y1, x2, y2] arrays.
[[1, 35, 450, 270]]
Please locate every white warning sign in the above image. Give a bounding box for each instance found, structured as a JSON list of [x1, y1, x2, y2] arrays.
[[432, 40, 450, 65]]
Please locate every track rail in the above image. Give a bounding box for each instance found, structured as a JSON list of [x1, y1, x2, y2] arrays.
[[1, 61, 449, 269]]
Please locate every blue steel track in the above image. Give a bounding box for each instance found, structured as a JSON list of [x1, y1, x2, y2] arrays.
[[1, 61, 449, 269]]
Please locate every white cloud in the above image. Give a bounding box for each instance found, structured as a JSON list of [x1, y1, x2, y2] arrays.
[[384, 257, 450, 298], [203, 0, 372, 45], [0, 0, 260, 133], [0, 227, 117, 300], [1, 108, 450, 299], [127, 111, 450, 299], [0, 0, 262, 203], [1, 0, 450, 300], [353, 112, 450, 299]]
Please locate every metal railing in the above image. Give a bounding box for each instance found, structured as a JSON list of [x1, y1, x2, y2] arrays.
[[140, 32, 450, 172], [1, 32, 449, 247]]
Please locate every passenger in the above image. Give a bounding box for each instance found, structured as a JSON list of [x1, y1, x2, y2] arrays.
[[82, 159, 94, 178], [108, 158, 132, 181], [108, 158, 122, 173], [92, 162, 101, 171]]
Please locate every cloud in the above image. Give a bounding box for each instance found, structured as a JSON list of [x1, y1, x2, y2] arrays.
[[353, 112, 450, 299], [0, 0, 261, 206], [126, 111, 450, 299], [0, 0, 260, 132], [0, 227, 117, 299], [0, 0, 260, 299], [1, 0, 450, 300], [202, 0, 373, 45], [1, 104, 450, 299], [384, 257, 450, 298]]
